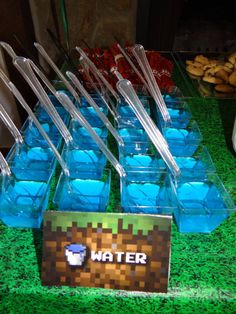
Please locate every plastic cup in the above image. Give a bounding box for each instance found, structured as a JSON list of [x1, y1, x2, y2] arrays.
[[0, 174, 52, 228], [62, 144, 107, 179], [117, 127, 150, 154], [21, 118, 62, 148], [172, 173, 236, 233], [117, 96, 151, 128], [121, 171, 174, 215], [162, 120, 202, 157], [158, 99, 192, 129], [53, 169, 111, 212], [80, 106, 108, 127], [173, 145, 216, 179], [70, 120, 108, 150], [6, 142, 56, 181]]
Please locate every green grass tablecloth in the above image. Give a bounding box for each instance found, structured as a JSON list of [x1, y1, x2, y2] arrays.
[[0, 93, 236, 313]]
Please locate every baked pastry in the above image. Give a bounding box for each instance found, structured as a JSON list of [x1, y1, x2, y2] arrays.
[[186, 65, 204, 77], [229, 71, 236, 86], [214, 84, 235, 93], [202, 76, 223, 84]]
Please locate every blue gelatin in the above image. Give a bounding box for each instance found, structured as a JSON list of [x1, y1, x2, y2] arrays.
[[117, 98, 150, 128], [80, 106, 108, 127], [70, 121, 108, 150], [174, 180, 233, 233], [118, 128, 150, 154], [163, 124, 201, 156], [7, 145, 55, 181], [63, 148, 106, 179], [22, 120, 61, 148], [35, 106, 69, 125], [0, 179, 51, 228], [79, 95, 105, 108], [53, 171, 111, 212], [121, 173, 173, 214], [120, 154, 165, 180]]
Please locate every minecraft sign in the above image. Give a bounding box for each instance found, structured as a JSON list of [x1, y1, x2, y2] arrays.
[[42, 211, 172, 292]]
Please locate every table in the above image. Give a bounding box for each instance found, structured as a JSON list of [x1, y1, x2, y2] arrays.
[[0, 91, 236, 314]]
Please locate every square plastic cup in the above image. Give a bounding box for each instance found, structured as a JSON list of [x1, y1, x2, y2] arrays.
[[119, 148, 166, 181], [77, 95, 106, 108], [53, 169, 111, 212], [117, 97, 150, 128], [6, 143, 56, 181], [62, 144, 107, 179], [117, 127, 150, 154], [79, 106, 108, 127], [121, 171, 174, 215], [158, 99, 192, 129], [70, 120, 108, 150], [0, 174, 52, 228], [21, 118, 62, 148], [34, 105, 70, 125], [173, 145, 216, 179], [162, 120, 202, 157], [172, 173, 236, 233]]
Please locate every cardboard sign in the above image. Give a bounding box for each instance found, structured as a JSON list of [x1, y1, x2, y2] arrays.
[[42, 211, 172, 293]]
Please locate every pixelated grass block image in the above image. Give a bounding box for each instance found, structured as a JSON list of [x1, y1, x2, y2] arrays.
[[42, 211, 172, 293]]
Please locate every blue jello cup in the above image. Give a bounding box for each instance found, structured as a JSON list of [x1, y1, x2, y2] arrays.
[[119, 148, 165, 181], [0, 173, 52, 228], [158, 99, 192, 129], [6, 142, 56, 181], [172, 173, 236, 233], [117, 127, 150, 154], [62, 144, 107, 179], [162, 120, 202, 157], [21, 118, 62, 148], [53, 169, 111, 212], [80, 106, 108, 127], [173, 145, 216, 179], [117, 97, 150, 128], [70, 120, 108, 150], [121, 171, 174, 215]]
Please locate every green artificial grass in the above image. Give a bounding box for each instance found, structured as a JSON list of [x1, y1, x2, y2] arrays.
[[1, 77, 236, 313]]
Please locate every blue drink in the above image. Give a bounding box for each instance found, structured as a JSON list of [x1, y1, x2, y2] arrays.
[[53, 170, 111, 212], [173, 174, 235, 233], [6, 143, 56, 181], [0, 176, 52, 228], [62, 146, 107, 179]]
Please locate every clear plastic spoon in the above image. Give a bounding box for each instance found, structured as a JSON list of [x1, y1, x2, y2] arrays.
[[79, 56, 118, 120], [23, 58, 125, 149], [76, 46, 120, 103], [34, 42, 81, 102], [117, 79, 180, 177], [0, 151, 11, 177], [66, 71, 124, 147], [0, 103, 23, 145], [0, 69, 69, 176], [13, 57, 73, 146], [116, 43, 150, 92], [132, 44, 171, 124]]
